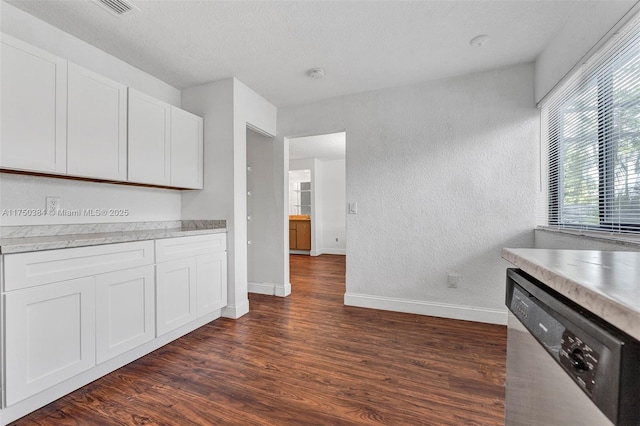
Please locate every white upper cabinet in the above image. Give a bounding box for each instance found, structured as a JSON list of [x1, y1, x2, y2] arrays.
[[170, 106, 203, 189], [0, 34, 67, 174], [67, 63, 127, 181], [127, 88, 171, 186], [1, 35, 203, 189]]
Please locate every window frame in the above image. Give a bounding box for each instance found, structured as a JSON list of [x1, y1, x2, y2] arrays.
[[548, 64, 640, 234]]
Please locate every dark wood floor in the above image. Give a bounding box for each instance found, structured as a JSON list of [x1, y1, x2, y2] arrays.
[[12, 255, 507, 425]]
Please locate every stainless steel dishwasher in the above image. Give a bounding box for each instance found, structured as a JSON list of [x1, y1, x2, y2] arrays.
[[505, 268, 640, 426]]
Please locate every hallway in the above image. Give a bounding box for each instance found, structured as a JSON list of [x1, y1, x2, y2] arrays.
[[13, 255, 506, 425]]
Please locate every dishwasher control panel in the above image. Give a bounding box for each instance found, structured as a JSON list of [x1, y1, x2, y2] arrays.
[[560, 330, 600, 395], [506, 268, 640, 425]]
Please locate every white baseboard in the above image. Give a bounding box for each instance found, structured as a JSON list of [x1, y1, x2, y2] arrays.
[[222, 299, 250, 319], [276, 282, 291, 297], [248, 282, 291, 298], [248, 282, 275, 295], [343, 293, 507, 325], [290, 250, 310, 255], [291, 249, 346, 256], [318, 248, 346, 255]]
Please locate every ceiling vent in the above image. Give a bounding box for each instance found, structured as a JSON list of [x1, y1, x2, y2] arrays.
[[92, 0, 138, 18]]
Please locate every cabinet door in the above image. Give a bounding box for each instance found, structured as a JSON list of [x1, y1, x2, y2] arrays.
[[128, 89, 170, 185], [0, 34, 67, 174], [289, 229, 297, 249], [156, 257, 197, 336], [96, 265, 155, 364], [170, 106, 203, 189], [296, 221, 311, 250], [5, 276, 96, 406], [67, 63, 127, 180], [196, 252, 227, 317]]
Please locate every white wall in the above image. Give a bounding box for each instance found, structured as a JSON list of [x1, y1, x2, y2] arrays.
[[289, 158, 346, 255], [0, 174, 181, 226], [247, 128, 283, 294], [0, 3, 184, 227], [181, 78, 278, 317], [534, 1, 637, 103], [317, 159, 346, 255], [278, 63, 539, 324]]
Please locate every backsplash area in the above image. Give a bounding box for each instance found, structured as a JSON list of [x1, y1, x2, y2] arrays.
[[0, 173, 182, 226]]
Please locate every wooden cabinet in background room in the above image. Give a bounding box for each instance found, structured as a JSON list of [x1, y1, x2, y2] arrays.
[[289, 219, 311, 251]]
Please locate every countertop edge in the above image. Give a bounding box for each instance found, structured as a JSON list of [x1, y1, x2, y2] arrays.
[[0, 228, 227, 254], [501, 248, 640, 341]]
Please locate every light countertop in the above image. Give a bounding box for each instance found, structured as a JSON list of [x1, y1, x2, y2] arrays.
[[502, 248, 640, 341], [0, 220, 226, 254]]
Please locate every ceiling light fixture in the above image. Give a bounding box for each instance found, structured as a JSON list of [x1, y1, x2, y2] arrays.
[[469, 34, 489, 47], [307, 68, 325, 79]]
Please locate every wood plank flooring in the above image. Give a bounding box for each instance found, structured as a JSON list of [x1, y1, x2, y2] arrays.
[[12, 254, 507, 425]]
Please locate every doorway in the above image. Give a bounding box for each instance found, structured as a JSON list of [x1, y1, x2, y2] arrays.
[[287, 132, 346, 261], [246, 127, 283, 296]]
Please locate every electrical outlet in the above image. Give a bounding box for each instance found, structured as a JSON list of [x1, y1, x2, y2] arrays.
[[46, 197, 60, 216], [447, 274, 460, 288]]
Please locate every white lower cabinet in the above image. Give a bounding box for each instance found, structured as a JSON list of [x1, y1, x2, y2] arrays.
[[197, 252, 227, 317], [0, 233, 226, 423], [4, 276, 96, 407], [155, 234, 227, 333], [96, 265, 155, 364], [155, 257, 197, 336]]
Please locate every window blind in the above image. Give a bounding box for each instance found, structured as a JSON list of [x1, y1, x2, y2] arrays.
[[542, 14, 640, 234]]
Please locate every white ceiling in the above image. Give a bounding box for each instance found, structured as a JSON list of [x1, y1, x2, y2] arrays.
[[289, 132, 346, 161], [4, 0, 591, 107]]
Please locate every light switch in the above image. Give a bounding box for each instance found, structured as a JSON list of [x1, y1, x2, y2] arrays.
[[348, 202, 358, 214]]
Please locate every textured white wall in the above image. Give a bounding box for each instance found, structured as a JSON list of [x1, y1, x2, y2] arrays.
[[317, 159, 346, 255], [278, 63, 539, 324], [534, 1, 636, 103], [0, 4, 184, 227], [0, 174, 180, 225]]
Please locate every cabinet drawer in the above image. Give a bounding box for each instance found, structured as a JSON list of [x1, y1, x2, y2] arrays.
[[155, 234, 226, 263], [4, 241, 154, 292]]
